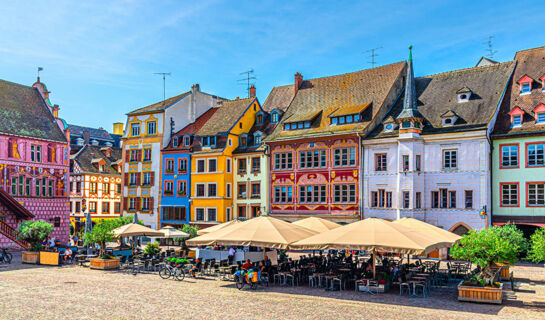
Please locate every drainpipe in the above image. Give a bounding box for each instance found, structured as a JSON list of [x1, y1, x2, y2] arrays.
[[358, 134, 364, 220], [486, 134, 493, 228]]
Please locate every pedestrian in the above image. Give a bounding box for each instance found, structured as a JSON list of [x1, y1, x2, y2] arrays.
[[228, 247, 235, 265]]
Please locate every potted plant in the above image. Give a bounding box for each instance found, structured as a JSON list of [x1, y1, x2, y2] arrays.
[[143, 242, 161, 256], [451, 225, 527, 304], [17, 220, 53, 264], [528, 227, 545, 264], [84, 218, 124, 270], [177, 190, 187, 197], [490, 224, 528, 280]]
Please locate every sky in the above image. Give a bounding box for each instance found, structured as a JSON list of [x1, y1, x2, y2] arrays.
[[1, 0, 545, 131]]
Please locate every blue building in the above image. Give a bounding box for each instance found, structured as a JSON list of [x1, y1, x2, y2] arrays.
[[160, 107, 219, 227]]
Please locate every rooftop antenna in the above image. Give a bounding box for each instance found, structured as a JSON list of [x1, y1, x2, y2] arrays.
[[364, 47, 383, 68], [484, 36, 497, 59], [238, 69, 256, 98], [153, 72, 171, 103]]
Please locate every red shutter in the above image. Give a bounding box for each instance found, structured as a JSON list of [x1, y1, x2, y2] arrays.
[[124, 197, 129, 212], [124, 173, 129, 185], [125, 150, 130, 162], [149, 197, 154, 211], [136, 173, 141, 186], [136, 197, 141, 211], [137, 149, 142, 162], [150, 172, 155, 186]]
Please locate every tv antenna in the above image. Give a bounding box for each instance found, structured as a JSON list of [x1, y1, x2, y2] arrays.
[[153, 72, 171, 103], [484, 36, 497, 59], [364, 47, 383, 68], [238, 69, 256, 98]]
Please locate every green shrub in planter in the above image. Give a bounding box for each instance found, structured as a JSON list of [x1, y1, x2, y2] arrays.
[[528, 227, 545, 263], [17, 220, 54, 252], [144, 242, 161, 256]]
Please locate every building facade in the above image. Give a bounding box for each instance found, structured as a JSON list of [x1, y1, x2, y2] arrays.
[[363, 50, 515, 233], [492, 46, 545, 232], [0, 78, 70, 247], [121, 84, 223, 229], [265, 64, 406, 223]]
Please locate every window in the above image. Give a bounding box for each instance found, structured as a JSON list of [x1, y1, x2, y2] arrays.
[[196, 159, 206, 173], [501, 144, 518, 168], [299, 150, 327, 169], [274, 152, 293, 170], [208, 159, 217, 172], [333, 148, 356, 167], [537, 113, 545, 124], [18, 176, 23, 196], [11, 177, 16, 195], [465, 190, 473, 209], [238, 206, 246, 218], [35, 180, 41, 197], [130, 150, 138, 162], [162, 207, 187, 221], [238, 184, 247, 199], [102, 202, 110, 213], [501, 183, 518, 206], [415, 155, 421, 171], [184, 136, 191, 147], [431, 191, 439, 208], [299, 185, 327, 203], [89, 202, 97, 213], [442, 150, 457, 169], [178, 181, 187, 196], [238, 158, 247, 173], [128, 198, 136, 211], [228, 138, 232, 146], [77, 182, 82, 193], [273, 186, 293, 203], [207, 208, 217, 221], [141, 197, 151, 211], [251, 183, 261, 198], [178, 159, 187, 173], [30, 145, 42, 162], [116, 184, 121, 194], [142, 172, 151, 186], [196, 208, 205, 221], [449, 191, 456, 208], [42, 178, 47, 196], [415, 192, 421, 208], [172, 137, 178, 148], [521, 82, 531, 94], [240, 136, 247, 147], [256, 114, 263, 124], [75, 202, 81, 213], [251, 206, 260, 217], [370, 190, 391, 208], [527, 143, 544, 167], [527, 183, 545, 206], [131, 123, 140, 136], [254, 134, 261, 145], [271, 112, 279, 123], [114, 202, 120, 213], [375, 154, 387, 171], [226, 207, 232, 221], [165, 159, 174, 173], [402, 155, 409, 171], [129, 173, 138, 186], [333, 184, 356, 203], [103, 183, 110, 195], [252, 157, 260, 172], [25, 178, 31, 196], [403, 191, 410, 208], [226, 183, 231, 198], [164, 181, 173, 195], [226, 158, 231, 173], [143, 149, 152, 161], [513, 115, 522, 127], [207, 183, 217, 197], [90, 182, 97, 194], [196, 184, 205, 197], [147, 121, 156, 135], [440, 189, 448, 208]]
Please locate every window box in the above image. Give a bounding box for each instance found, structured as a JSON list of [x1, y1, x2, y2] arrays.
[[458, 281, 503, 305], [177, 191, 187, 197]]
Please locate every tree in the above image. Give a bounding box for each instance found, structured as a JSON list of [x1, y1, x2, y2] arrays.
[[174, 224, 199, 247], [17, 220, 54, 252], [84, 215, 139, 257], [450, 224, 527, 285], [528, 228, 545, 263]]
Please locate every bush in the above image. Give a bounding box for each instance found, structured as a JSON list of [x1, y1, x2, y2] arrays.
[[174, 224, 199, 247], [528, 228, 545, 263], [144, 242, 161, 256], [84, 215, 139, 257], [17, 220, 54, 252]]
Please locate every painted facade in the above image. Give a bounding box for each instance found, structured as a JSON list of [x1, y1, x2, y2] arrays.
[[363, 50, 515, 233], [265, 64, 406, 223], [492, 46, 545, 229], [0, 78, 70, 247]]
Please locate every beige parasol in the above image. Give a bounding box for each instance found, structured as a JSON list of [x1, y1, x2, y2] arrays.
[[112, 223, 165, 238], [159, 226, 190, 239], [196, 220, 243, 235], [292, 217, 341, 233], [186, 216, 317, 249], [392, 217, 461, 245]]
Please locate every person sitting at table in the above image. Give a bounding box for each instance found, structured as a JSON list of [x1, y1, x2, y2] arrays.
[[64, 247, 73, 264], [391, 262, 399, 281], [190, 258, 202, 277], [48, 237, 56, 250], [41, 237, 48, 249], [241, 259, 253, 272], [263, 255, 272, 267]]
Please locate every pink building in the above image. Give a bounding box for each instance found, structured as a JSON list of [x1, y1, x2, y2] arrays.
[[0, 78, 70, 248]]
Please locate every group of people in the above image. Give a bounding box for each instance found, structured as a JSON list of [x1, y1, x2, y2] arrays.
[[40, 236, 74, 264]]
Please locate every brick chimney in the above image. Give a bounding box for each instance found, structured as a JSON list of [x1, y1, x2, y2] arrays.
[[294, 72, 303, 95], [249, 85, 256, 98]]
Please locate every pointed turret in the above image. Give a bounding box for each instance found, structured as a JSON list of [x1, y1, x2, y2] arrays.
[[397, 46, 425, 135]]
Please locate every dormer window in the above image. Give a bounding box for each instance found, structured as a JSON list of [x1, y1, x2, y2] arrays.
[[456, 87, 472, 103], [90, 140, 99, 146], [254, 133, 261, 145], [508, 106, 525, 128], [517, 75, 534, 95], [105, 142, 113, 147], [202, 136, 215, 147], [76, 138, 84, 146], [184, 136, 191, 147], [521, 83, 531, 94], [172, 137, 178, 148], [382, 117, 398, 133], [271, 111, 279, 123], [240, 135, 247, 147], [330, 114, 361, 125], [255, 112, 264, 125], [513, 115, 522, 127], [440, 110, 459, 127], [99, 164, 105, 172], [534, 104, 545, 124]]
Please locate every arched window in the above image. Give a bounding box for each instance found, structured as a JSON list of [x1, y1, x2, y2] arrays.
[[452, 224, 470, 236]]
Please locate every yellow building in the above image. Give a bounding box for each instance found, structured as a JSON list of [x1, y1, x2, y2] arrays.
[[191, 97, 262, 228]]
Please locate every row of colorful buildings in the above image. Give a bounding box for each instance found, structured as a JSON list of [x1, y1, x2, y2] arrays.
[[1, 45, 545, 248]]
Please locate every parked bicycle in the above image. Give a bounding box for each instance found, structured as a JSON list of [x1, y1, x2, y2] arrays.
[[234, 269, 263, 290], [0, 248, 13, 264], [158, 257, 188, 281]]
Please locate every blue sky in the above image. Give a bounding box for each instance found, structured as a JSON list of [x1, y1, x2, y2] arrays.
[[1, 0, 544, 131]]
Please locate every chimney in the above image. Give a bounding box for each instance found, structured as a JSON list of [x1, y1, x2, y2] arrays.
[[113, 122, 124, 135], [294, 72, 303, 95], [52, 105, 60, 118], [249, 85, 256, 98], [192, 83, 200, 92]]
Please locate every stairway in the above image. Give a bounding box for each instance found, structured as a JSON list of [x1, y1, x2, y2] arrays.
[[0, 219, 30, 249]]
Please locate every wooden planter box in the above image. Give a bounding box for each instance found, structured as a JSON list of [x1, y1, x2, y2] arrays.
[[458, 281, 503, 304], [491, 263, 510, 281], [90, 258, 120, 270], [40, 251, 60, 266], [22, 251, 40, 264]]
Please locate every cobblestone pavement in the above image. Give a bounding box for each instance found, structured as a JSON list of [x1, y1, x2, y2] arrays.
[[1, 255, 544, 320]]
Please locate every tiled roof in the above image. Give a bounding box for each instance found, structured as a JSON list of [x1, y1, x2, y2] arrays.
[[163, 107, 219, 150], [127, 91, 190, 115], [262, 84, 295, 112], [284, 110, 322, 123], [369, 61, 515, 139], [266, 62, 406, 141], [493, 46, 545, 136], [0, 79, 66, 142], [328, 103, 371, 118], [68, 124, 114, 141], [196, 98, 255, 136], [72, 145, 122, 175], [233, 111, 274, 154]]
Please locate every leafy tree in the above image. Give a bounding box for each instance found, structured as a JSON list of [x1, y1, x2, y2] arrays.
[[84, 215, 140, 257], [174, 224, 199, 247], [17, 220, 54, 252], [450, 225, 527, 285], [527, 228, 545, 263]]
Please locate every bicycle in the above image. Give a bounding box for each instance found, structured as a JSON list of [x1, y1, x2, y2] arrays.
[[158, 262, 186, 281], [0, 248, 13, 264], [234, 269, 261, 290]]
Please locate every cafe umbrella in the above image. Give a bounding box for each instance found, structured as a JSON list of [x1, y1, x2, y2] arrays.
[[158, 226, 190, 249], [292, 217, 341, 233]]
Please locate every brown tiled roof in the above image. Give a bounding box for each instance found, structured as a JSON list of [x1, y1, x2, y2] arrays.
[[284, 110, 322, 123], [164, 107, 219, 150], [493, 46, 545, 136], [0, 79, 66, 142], [266, 62, 406, 141], [196, 98, 255, 136], [262, 84, 295, 112], [72, 145, 122, 175], [127, 91, 190, 115], [369, 61, 515, 139], [328, 103, 371, 118]]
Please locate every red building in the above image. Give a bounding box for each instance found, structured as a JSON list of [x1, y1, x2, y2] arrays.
[[264, 63, 406, 223]]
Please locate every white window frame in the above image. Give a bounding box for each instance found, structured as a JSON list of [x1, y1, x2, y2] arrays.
[[131, 123, 140, 136], [226, 158, 232, 173], [147, 121, 157, 135], [207, 183, 217, 197], [172, 137, 178, 148], [442, 149, 458, 170], [195, 183, 206, 197], [501, 184, 518, 207], [226, 207, 232, 221], [528, 183, 545, 206], [226, 183, 232, 198], [195, 208, 205, 221], [207, 208, 217, 222], [196, 159, 206, 173], [501, 145, 518, 168], [142, 172, 151, 186], [207, 158, 217, 173], [527, 143, 545, 167]]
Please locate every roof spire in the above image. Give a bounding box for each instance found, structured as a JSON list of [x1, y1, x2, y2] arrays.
[[396, 45, 423, 120], [408, 45, 413, 61]]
